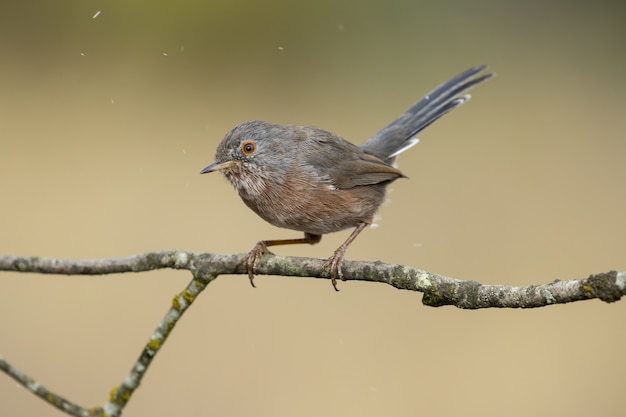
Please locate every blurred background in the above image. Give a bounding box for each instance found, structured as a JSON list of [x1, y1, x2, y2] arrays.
[[1, 1, 625, 416]]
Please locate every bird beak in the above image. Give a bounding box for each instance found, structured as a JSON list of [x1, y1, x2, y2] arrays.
[[199, 160, 238, 174]]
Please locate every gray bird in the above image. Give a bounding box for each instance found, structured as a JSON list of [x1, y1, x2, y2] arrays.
[[201, 65, 493, 290]]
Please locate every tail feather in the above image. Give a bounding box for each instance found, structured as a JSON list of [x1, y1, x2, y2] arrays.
[[360, 65, 493, 163]]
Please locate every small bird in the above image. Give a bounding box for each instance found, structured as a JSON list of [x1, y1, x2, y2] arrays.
[[201, 65, 493, 290]]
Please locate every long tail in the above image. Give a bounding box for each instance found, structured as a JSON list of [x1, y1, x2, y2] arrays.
[[359, 65, 493, 163]]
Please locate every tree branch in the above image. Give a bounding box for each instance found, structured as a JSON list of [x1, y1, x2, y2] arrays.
[[0, 355, 101, 417], [1, 251, 624, 416], [1, 251, 623, 307]]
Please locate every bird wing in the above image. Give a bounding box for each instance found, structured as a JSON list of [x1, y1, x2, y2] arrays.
[[300, 128, 404, 189]]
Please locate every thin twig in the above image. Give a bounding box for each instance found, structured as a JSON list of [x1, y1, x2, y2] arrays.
[[0, 355, 101, 417]]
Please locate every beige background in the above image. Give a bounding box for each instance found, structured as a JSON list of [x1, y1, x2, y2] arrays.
[[1, 1, 625, 416]]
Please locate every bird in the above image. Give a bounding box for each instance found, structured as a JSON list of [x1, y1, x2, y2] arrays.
[[201, 65, 493, 290]]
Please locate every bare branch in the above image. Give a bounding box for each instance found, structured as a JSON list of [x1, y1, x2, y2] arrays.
[[1, 252, 623, 308], [103, 265, 216, 417], [0, 355, 102, 417], [1, 251, 624, 416]]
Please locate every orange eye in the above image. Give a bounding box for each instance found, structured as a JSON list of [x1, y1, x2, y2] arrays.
[[241, 140, 256, 156]]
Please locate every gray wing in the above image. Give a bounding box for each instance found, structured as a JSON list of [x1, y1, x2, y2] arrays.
[[298, 127, 404, 189]]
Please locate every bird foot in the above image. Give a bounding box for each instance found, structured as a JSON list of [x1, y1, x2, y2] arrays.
[[323, 249, 346, 292], [244, 241, 274, 288]]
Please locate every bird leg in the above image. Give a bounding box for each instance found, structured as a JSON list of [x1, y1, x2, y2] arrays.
[[245, 233, 322, 287], [323, 222, 369, 291]]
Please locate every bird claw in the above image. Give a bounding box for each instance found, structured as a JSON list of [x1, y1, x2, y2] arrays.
[[323, 250, 346, 292], [244, 241, 274, 288], [244, 236, 349, 291]]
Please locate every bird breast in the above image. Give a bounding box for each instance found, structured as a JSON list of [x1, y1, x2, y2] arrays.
[[228, 159, 387, 235]]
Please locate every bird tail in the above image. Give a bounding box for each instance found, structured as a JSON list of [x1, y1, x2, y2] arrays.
[[359, 65, 494, 163]]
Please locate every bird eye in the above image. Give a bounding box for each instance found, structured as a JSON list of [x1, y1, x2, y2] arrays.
[[241, 140, 256, 156]]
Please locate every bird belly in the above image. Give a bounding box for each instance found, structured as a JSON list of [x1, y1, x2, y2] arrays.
[[238, 179, 387, 235]]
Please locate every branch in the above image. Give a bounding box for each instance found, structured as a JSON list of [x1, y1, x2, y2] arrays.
[[1, 251, 624, 416], [1, 251, 623, 308], [0, 355, 101, 417]]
